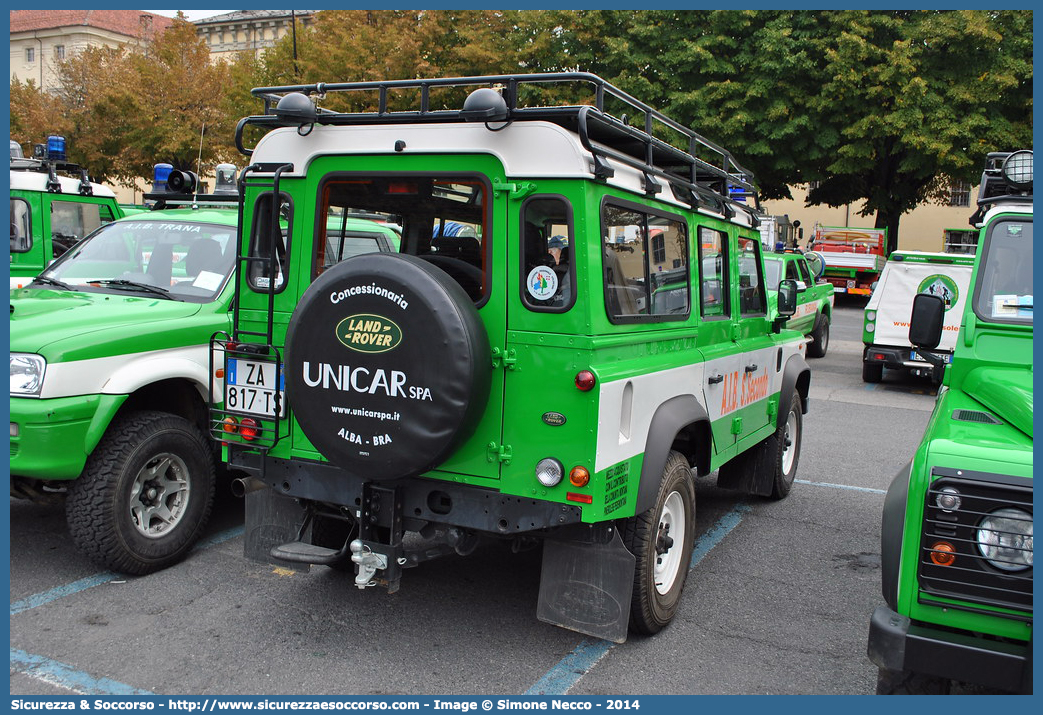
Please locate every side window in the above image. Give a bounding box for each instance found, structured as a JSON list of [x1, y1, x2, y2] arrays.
[[521, 196, 574, 311], [601, 202, 689, 321], [737, 236, 767, 316], [10, 198, 31, 253], [785, 259, 801, 282], [51, 201, 104, 259], [698, 227, 729, 318], [248, 191, 292, 292], [797, 259, 814, 285]]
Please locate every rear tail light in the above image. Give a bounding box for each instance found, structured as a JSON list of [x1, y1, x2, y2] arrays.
[[239, 418, 261, 441], [575, 370, 596, 391]]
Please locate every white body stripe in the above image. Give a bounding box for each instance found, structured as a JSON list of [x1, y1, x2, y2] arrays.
[[40, 345, 220, 400], [594, 342, 802, 471]]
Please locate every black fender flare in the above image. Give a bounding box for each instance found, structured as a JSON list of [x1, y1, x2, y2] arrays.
[[634, 394, 709, 515], [777, 353, 811, 430], [881, 462, 910, 611]]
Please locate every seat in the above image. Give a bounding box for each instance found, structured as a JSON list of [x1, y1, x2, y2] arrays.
[[185, 238, 226, 276]]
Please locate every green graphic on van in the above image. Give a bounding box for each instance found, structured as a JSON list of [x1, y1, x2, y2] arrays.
[[917, 274, 960, 310], [336, 314, 403, 352]]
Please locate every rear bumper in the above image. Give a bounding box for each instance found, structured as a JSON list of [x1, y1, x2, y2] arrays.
[[863, 345, 949, 371], [867, 605, 1031, 693]]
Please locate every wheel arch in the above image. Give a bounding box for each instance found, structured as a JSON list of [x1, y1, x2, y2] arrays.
[[777, 353, 811, 430], [86, 377, 210, 457], [634, 394, 710, 515], [881, 462, 910, 611]]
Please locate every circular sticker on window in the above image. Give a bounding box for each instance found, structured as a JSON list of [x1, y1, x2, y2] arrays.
[[527, 265, 558, 301], [917, 274, 960, 311]]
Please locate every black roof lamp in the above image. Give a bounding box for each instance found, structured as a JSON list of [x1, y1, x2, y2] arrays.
[[275, 92, 318, 128], [461, 88, 508, 123]]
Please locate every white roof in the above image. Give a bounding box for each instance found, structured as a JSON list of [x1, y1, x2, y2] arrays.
[[9, 169, 117, 198], [250, 121, 753, 227]]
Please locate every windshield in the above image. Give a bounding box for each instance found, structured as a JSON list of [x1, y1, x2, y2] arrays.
[[973, 218, 1032, 325], [762, 259, 782, 290], [39, 218, 236, 302]]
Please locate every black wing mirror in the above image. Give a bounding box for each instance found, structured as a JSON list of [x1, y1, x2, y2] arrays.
[[909, 293, 944, 350]]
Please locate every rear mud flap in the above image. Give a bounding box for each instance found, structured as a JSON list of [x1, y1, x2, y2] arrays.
[[244, 485, 311, 571], [537, 529, 636, 644]]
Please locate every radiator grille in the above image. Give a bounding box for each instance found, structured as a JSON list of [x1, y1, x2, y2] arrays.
[[919, 471, 1032, 615]]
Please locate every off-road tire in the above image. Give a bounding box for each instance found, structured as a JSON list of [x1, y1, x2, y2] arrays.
[[862, 361, 883, 383], [753, 391, 803, 499], [876, 668, 951, 694], [807, 313, 830, 358], [620, 450, 696, 635], [66, 411, 216, 575]]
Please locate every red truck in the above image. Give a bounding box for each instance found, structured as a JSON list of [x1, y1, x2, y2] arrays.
[[810, 225, 888, 296]]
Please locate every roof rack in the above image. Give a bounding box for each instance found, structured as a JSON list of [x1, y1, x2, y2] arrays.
[[141, 191, 240, 210], [970, 150, 1032, 226], [10, 156, 96, 196], [235, 72, 759, 219]]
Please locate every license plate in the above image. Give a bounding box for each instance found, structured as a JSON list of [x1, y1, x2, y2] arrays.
[[225, 358, 285, 417], [910, 351, 951, 364]]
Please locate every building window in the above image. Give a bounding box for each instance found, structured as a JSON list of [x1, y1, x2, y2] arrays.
[[54, 45, 65, 60], [949, 180, 971, 207], [26, 47, 35, 63]]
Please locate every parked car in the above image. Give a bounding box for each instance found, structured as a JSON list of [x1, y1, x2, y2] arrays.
[[861, 250, 974, 383], [868, 150, 1033, 694], [211, 72, 810, 643], [762, 249, 834, 357]]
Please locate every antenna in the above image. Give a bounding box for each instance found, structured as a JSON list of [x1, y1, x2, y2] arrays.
[[193, 122, 205, 208]]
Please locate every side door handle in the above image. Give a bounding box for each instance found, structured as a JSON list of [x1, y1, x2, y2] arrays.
[[708, 374, 724, 384], [745, 364, 758, 373]]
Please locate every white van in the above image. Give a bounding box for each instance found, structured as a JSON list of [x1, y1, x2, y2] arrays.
[[861, 251, 974, 383]]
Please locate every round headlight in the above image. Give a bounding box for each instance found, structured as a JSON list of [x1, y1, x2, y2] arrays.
[[866, 310, 876, 321], [976, 507, 1033, 572], [1001, 150, 1033, 190], [535, 458, 564, 487], [865, 323, 875, 333], [935, 486, 962, 512]]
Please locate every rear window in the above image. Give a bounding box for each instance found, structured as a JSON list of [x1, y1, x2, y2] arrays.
[[317, 175, 489, 304]]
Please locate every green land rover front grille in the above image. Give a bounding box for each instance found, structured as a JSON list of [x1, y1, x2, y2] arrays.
[[918, 470, 1032, 615]]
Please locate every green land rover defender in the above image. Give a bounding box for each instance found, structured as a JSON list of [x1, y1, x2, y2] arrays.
[[211, 73, 810, 642], [868, 150, 1033, 693]]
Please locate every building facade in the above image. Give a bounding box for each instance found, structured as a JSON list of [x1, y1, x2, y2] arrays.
[[193, 10, 314, 62], [9, 10, 172, 91], [761, 181, 980, 254]]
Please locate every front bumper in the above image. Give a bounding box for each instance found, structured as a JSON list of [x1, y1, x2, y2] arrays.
[[867, 605, 1031, 693], [9, 393, 124, 480]]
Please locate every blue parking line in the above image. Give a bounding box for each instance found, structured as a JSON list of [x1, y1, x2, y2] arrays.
[[10, 649, 154, 695], [526, 502, 751, 695], [795, 479, 886, 495], [10, 525, 244, 618], [10, 573, 121, 616]]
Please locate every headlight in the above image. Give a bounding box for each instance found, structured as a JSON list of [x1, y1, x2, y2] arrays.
[[535, 458, 564, 487], [976, 507, 1033, 572], [11, 353, 46, 396]]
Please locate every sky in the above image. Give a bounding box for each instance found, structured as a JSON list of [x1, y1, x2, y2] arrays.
[[143, 10, 236, 21]]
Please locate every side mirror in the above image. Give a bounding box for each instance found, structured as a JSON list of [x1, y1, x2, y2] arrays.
[[777, 279, 798, 317], [909, 293, 945, 350], [773, 279, 798, 332]]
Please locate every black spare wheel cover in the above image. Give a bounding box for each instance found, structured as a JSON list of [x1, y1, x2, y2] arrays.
[[285, 253, 491, 480]]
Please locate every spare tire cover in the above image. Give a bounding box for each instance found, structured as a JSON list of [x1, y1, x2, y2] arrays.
[[285, 253, 491, 480]]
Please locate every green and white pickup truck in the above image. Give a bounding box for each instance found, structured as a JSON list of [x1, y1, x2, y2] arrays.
[[10, 150, 126, 289], [762, 249, 834, 357], [9, 193, 241, 574]]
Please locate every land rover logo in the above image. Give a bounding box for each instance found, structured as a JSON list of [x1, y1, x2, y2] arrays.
[[336, 314, 403, 353], [542, 411, 567, 426]]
